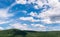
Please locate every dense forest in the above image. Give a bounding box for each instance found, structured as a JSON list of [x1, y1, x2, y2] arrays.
[[0, 29, 60, 37]]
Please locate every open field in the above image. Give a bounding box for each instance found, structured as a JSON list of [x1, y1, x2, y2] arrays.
[[0, 29, 59, 37]]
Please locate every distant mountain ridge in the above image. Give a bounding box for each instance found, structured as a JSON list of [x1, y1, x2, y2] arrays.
[[0, 29, 60, 37]]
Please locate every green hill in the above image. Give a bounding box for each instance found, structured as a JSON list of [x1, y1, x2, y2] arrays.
[[0, 29, 60, 37]]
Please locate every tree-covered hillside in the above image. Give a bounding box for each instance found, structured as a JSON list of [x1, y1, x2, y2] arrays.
[[0, 29, 60, 37]]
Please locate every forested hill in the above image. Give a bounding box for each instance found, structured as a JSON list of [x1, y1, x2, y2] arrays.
[[0, 29, 60, 37]]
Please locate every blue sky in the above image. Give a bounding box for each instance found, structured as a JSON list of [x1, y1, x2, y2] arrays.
[[0, 0, 60, 31]]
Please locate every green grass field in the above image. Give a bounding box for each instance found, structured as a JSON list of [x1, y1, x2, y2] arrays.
[[0, 29, 60, 37]]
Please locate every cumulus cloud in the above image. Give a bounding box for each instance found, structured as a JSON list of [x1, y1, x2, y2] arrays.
[[30, 0, 60, 24], [9, 23, 33, 30], [9, 0, 60, 31], [34, 5, 39, 9], [28, 11, 37, 17], [9, 22, 46, 31], [0, 0, 60, 31], [27, 0, 60, 24], [27, 0, 36, 4], [31, 24, 46, 31], [16, 0, 27, 4], [31, 24, 45, 28], [19, 17, 40, 22]]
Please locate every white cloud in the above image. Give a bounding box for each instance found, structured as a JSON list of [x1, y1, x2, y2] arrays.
[[0, 21, 9, 24], [15, 0, 48, 8], [40, 10, 60, 24], [0, 18, 14, 24], [0, 27, 4, 30], [0, 9, 13, 18], [16, 0, 27, 4], [0, 2, 16, 24], [31, 24, 45, 28], [35, 0, 44, 7], [10, 23, 33, 30], [34, 5, 39, 9], [40, 19, 53, 24], [0, 2, 16, 30], [25, 0, 60, 24], [34, 0, 48, 8], [27, 0, 36, 4], [31, 24, 46, 31], [10, 23, 26, 30], [0, 0, 60, 31], [9, 22, 47, 31], [20, 17, 40, 22], [29, 11, 37, 17], [32, 0, 60, 24], [48, 0, 60, 7]]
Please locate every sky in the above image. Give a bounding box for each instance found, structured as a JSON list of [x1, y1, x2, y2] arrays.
[[0, 0, 60, 31]]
